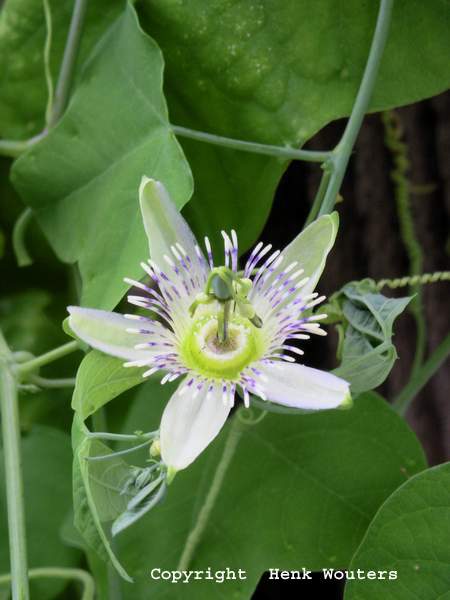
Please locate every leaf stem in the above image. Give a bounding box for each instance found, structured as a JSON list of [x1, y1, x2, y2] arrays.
[[0, 135, 44, 159], [86, 430, 157, 442], [392, 332, 450, 415], [171, 125, 331, 163], [48, 0, 88, 126], [29, 375, 76, 389], [0, 363, 30, 600], [0, 567, 95, 600], [16, 341, 80, 376], [12, 209, 34, 267], [85, 439, 152, 462], [177, 414, 243, 571], [318, 0, 394, 216], [42, 0, 54, 125]]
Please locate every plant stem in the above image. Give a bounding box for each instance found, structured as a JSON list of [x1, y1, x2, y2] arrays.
[[171, 125, 331, 163], [0, 567, 95, 600], [318, 0, 394, 216], [0, 364, 30, 600], [48, 0, 88, 126], [304, 168, 332, 227], [393, 332, 450, 415], [177, 414, 243, 571], [16, 341, 80, 376]]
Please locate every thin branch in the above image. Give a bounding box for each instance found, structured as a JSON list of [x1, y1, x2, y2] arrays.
[[393, 332, 450, 415], [48, 0, 88, 126], [318, 0, 394, 216], [42, 0, 54, 125], [29, 375, 76, 389], [85, 439, 152, 462], [171, 124, 331, 163], [177, 414, 243, 570], [86, 431, 157, 442], [0, 567, 95, 600], [16, 341, 80, 376]]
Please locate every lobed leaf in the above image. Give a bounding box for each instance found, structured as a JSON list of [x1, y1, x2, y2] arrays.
[[12, 3, 193, 310]]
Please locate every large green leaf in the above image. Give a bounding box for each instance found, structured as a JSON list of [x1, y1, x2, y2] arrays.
[[345, 462, 450, 600], [0, 427, 80, 599], [0, 0, 124, 139], [138, 0, 450, 251], [12, 3, 193, 310], [109, 387, 426, 598]]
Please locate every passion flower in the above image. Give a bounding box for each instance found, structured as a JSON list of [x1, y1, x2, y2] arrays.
[[68, 177, 351, 475]]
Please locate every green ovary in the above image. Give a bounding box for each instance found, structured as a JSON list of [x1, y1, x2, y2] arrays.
[[180, 314, 264, 380]]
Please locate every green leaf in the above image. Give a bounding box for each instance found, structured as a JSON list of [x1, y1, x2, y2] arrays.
[[0, 427, 80, 599], [345, 462, 450, 600], [72, 350, 145, 421], [111, 388, 426, 598], [0, 0, 124, 138], [12, 3, 193, 310], [138, 0, 450, 252], [72, 415, 133, 582], [333, 282, 411, 393]]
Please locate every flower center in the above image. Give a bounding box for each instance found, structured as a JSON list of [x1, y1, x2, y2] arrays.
[[180, 314, 264, 380]]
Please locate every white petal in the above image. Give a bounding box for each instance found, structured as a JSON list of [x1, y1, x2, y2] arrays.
[[160, 380, 231, 471], [258, 361, 351, 410], [139, 177, 208, 285], [68, 306, 159, 361]]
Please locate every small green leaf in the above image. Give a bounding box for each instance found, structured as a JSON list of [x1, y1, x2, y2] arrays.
[[345, 462, 450, 600], [72, 350, 145, 421], [333, 282, 411, 393], [72, 415, 133, 582], [12, 3, 193, 310]]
